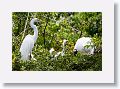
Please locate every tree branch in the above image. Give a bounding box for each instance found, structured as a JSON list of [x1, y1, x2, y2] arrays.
[[79, 30, 82, 38], [22, 12, 30, 40], [43, 14, 49, 47]]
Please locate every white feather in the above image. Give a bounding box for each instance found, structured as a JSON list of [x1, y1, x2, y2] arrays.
[[74, 37, 94, 55], [20, 35, 34, 60], [54, 52, 62, 58], [49, 48, 55, 57]]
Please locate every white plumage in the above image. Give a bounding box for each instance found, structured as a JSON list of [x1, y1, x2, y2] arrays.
[[49, 48, 55, 57], [20, 18, 39, 60], [73, 37, 94, 55], [20, 35, 34, 60], [61, 39, 68, 56], [54, 52, 62, 58]]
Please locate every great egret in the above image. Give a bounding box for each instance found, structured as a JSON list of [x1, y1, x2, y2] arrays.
[[20, 18, 39, 60], [73, 37, 94, 55]]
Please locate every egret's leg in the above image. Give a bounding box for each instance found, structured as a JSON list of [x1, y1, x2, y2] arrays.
[[31, 53, 37, 60], [29, 52, 33, 60], [29, 53, 32, 60], [31, 54, 34, 59]]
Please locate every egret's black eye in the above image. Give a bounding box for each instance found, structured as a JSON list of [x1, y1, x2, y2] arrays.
[[73, 49, 77, 56]]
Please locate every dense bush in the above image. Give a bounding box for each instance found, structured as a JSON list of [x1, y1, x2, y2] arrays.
[[12, 12, 102, 71]]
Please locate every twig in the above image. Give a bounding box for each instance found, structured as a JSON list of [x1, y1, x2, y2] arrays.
[[43, 14, 49, 47], [43, 21, 48, 47], [31, 12, 37, 18], [22, 12, 30, 40], [79, 30, 82, 38]]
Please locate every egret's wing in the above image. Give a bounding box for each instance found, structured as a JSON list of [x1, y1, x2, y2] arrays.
[[74, 39, 82, 50], [74, 37, 92, 51], [20, 35, 34, 60]]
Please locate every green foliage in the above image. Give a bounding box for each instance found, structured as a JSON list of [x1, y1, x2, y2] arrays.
[[12, 12, 102, 71]]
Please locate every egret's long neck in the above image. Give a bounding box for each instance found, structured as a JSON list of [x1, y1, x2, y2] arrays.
[[30, 21, 38, 42]]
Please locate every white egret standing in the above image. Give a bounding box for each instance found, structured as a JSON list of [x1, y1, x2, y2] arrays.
[[73, 37, 94, 55], [20, 18, 39, 60]]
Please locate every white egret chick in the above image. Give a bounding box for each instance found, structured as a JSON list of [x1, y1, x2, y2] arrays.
[[49, 48, 55, 57], [61, 39, 68, 56], [73, 37, 94, 55], [20, 18, 39, 60], [54, 52, 62, 58]]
